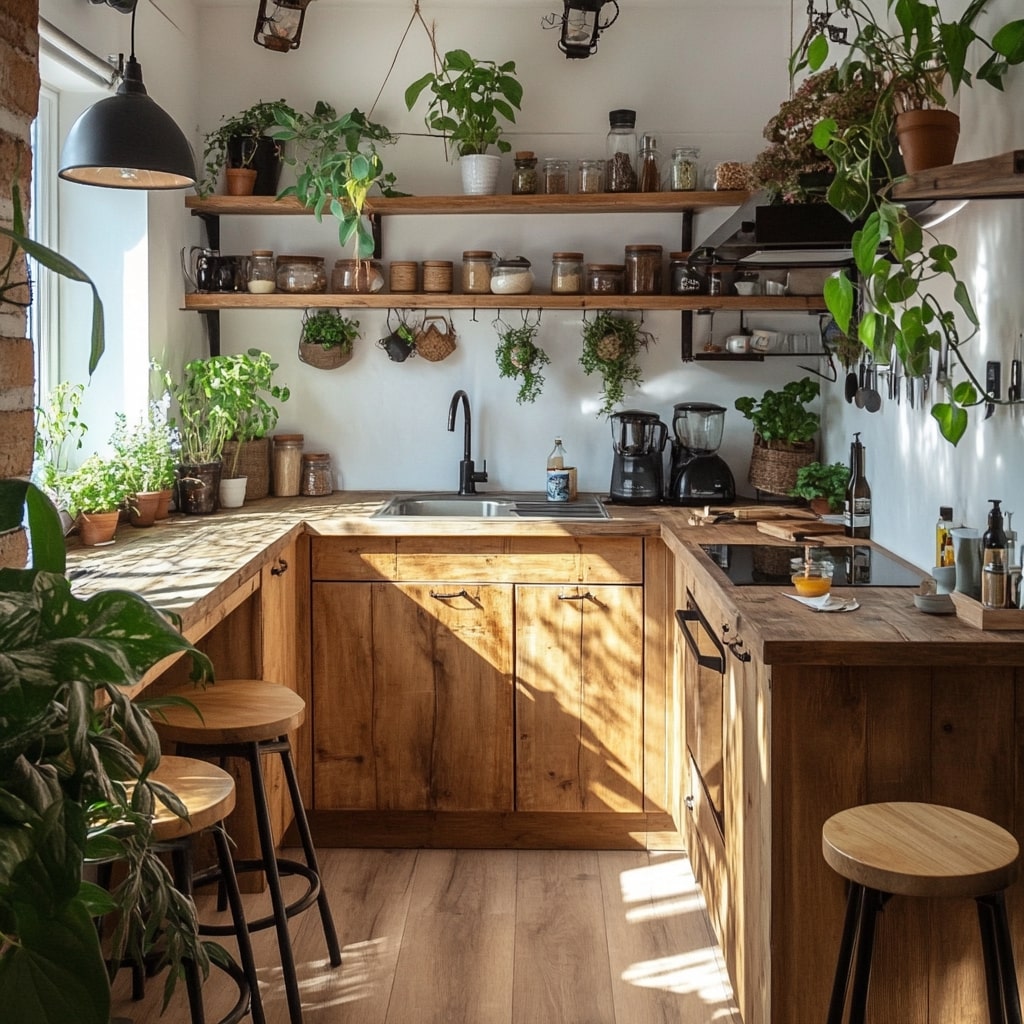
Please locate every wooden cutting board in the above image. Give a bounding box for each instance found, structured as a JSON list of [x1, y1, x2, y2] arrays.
[[756, 518, 846, 541]]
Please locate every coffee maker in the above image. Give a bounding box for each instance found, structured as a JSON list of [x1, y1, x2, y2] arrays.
[[668, 402, 736, 506], [609, 410, 668, 505]]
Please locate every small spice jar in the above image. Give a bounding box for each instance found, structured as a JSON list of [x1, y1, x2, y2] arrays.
[[542, 158, 570, 195], [422, 260, 454, 293], [275, 255, 326, 294], [272, 433, 304, 497], [461, 250, 494, 294], [586, 263, 625, 295], [577, 159, 604, 195], [300, 452, 333, 496], [247, 249, 276, 294], [389, 260, 418, 293], [551, 252, 584, 295], [624, 244, 663, 295], [670, 251, 707, 295], [511, 150, 538, 194], [669, 146, 701, 191], [490, 256, 534, 295]]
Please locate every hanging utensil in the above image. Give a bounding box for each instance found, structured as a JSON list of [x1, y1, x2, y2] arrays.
[[864, 361, 882, 413], [1010, 334, 1021, 403], [985, 360, 1000, 420], [844, 361, 859, 403], [855, 355, 868, 409]]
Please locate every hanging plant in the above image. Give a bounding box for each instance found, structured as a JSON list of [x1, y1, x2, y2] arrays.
[[579, 312, 653, 416], [494, 315, 550, 404], [299, 309, 361, 370]]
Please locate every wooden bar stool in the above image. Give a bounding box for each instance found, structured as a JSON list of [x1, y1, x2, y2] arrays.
[[151, 679, 341, 1024], [822, 802, 1022, 1024]]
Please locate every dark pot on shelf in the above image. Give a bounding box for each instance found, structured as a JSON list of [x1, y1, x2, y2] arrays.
[[226, 135, 283, 196], [175, 461, 222, 516]]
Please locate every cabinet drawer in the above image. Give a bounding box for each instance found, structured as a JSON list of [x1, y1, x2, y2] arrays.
[[311, 536, 643, 584]]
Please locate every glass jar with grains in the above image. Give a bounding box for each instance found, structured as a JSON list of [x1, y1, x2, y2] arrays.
[[605, 108, 638, 192], [461, 250, 494, 294], [550, 252, 584, 295], [577, 159, 604, 195], [490, 256, 534, 295], [586, 263, 625, 295], [624, 244, 663, 295], [511, 151, 538, 195], [275, 255, 326, 294], [247, 249, 276, 294], [543, 158, 570, 195], [669, 147, 700, 191]]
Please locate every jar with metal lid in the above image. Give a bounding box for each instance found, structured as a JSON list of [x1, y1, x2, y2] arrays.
[[669, 146, 700, 191], [586, 263, 625, 295], [577, 159, 604, 195], [461, 250, 494, 294], [422, 260, 454, 293], [605, 108, 638, 192], [551, 252, 584, 295], [624, 244, 663, 295], [275, 255, 326, 294], [300, 452, 333, 496], [490, 256, 534, 295], [670, 251, 707, 295], [511, 151, 538, 194], [247, 249, 276, 294], [542, 158, 570, 195], [272, 433, 304, 497]]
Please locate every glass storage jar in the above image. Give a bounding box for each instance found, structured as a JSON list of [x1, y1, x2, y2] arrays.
[[542, 158, 570, 195], [669, 146, 701, 191], [637, 133, 662, 192], [605, 108, 638, 192], [247, 249, 276, 294], [272, 434, 304, 497], [511, 151, 538, 194], [461, 250, 494, 294], [550, 252, 584, 295], [624, 244, 663, 295], [577, 159, 604, 195], [586, 263, 625, 295], [275, 255, 326, 294], [670, 251, 707, 295], [490, 257, 534, 295], [331, 258, 384, 293], [300, 452, 333, 496]]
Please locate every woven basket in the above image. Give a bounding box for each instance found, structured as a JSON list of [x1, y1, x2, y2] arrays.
[[415, 315, 456, 362], [222, 437, 270, 501], [298, 339, 354, 370], [747, 437, 816, 496]]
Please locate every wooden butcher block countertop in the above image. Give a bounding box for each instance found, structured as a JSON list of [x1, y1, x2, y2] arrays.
[[64, 492, 1024, 663]]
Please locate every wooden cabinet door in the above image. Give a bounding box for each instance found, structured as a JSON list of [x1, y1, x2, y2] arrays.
[[313, 581, 514, 811], [515, 584, 644, 813]]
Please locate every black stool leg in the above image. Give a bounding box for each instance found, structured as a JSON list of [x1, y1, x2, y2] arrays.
[[171, 844, 207, 1024], [977, 892, 1023, 1024], [848, 887, 885, 1024], [277, 738, 341, 967], [827, 882, 865, 1024]]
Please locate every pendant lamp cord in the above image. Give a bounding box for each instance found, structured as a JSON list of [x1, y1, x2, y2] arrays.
[[129, 0, 137, 61]]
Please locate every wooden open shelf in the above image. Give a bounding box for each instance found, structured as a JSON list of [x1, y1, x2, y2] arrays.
[[892, 149, 1024, 201]]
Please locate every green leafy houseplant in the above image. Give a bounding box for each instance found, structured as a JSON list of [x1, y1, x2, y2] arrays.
[[270, 103, 401, 259], [198, 99, 295, 197], [64, 453, 129, 517], [405, 48, 523, 157], [789, 460, 849, 513], [301, 309, 361, 351], [735, 377, 821, 446], [110, 409, 177, 496], [0, 481, 217, 1024], [33, 382, 88, 514], [579, 313, 653, 417], [494, 317, 551, 404]]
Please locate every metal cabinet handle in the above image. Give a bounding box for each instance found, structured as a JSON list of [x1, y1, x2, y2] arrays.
[[675, 608, 725, 673], [430, 588, 469, 601], [557, 591, 593, 601], [270, 558, 288, 577]]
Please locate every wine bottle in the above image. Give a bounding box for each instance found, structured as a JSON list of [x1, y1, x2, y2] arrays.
[[982, 499, 1009, 608], [843, 433, 871, 539]]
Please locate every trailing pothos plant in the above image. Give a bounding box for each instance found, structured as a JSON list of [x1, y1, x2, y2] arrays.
[[494, 315, 550, 404], [579, 312, 653, 417]]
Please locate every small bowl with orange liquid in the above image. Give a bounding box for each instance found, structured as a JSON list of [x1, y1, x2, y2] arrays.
[[790, 556, 835, 598]]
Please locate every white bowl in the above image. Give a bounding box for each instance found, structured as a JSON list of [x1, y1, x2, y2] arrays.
[[734, 281, 759, 296]]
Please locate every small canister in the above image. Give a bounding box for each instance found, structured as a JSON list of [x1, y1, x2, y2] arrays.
[[624, 244, 663, 295], [422, 260, 454, 293], [247, 249, 276, 294], [551, 252, 584, 295], [670, 251, 706, 295], [389, 260, 419, 293], [511, 151, 538, 195], [272, 433, 304, 497], [577, 159, 604, 195], [490, 256, 534, 295], [586, 263, 625, 295], [461, 250, 494, 294], [542, 158, 570, 195], [300, 452, 333, 496]]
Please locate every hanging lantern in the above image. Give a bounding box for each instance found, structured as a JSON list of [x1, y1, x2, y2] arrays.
[[253, 0, 316, 53], [551, 0, 620, 59]]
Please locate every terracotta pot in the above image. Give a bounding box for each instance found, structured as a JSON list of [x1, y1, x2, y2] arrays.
[[225, 167, 257, 196], [78, 510, 119, 546], [809, 498, 833, 517], [895, 108, 960, 174], [128, 490, 162, 528], [226, 135, 282, 195], [176, 461, 222, 516], [154, 488, 174, 520]]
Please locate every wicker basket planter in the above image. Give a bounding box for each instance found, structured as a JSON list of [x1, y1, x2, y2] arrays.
[[298, 340, 354, 370], [221, 437, 270, 501], [415, 315, 456, 362], [747, 437, 816, 496]]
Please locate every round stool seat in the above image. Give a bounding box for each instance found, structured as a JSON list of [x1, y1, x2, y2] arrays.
[[152, 679, 305, 745], [148, 755, 236, 842], [823, 802, 1019, 900]]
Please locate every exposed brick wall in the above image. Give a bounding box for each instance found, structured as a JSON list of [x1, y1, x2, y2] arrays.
[[0, 0, 39, 567]]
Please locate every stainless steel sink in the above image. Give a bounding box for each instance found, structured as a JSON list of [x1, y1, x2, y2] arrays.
[[372, 492, 609, 520]]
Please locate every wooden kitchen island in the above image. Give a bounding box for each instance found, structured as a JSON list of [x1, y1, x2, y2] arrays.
[[67, 495, 1024, 1024]]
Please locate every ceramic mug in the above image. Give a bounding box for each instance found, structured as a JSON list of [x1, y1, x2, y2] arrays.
[[546, 469, 570, 502], [725, 335, 750, 354], [951, 527, 982, 599]]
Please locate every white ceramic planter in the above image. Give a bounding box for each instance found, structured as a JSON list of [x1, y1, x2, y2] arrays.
[[219, 476, 248, 508], [460, 154, 501, 196]]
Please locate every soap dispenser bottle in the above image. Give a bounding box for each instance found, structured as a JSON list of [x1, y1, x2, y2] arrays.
[[982, 499, 1009, 608]]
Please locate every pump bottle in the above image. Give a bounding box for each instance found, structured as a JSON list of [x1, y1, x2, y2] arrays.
[[982, 499, 1009, 609]]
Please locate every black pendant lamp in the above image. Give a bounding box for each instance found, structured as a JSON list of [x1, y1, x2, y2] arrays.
[[59, 1, 196, 190]]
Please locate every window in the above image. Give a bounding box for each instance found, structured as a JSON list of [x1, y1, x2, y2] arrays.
[[30, 84, 60, 402]]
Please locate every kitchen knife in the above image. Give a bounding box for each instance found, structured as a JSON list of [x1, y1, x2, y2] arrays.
[[986, 360, 1000, 419], [1010, 335, 1021, 403]]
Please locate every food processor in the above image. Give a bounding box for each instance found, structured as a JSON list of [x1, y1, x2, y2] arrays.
[[609, 410, 668, 505], [668, 402, 736, 506]]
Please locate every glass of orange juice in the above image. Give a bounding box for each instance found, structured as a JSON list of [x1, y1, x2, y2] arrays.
[[790, 555, 835, 598]]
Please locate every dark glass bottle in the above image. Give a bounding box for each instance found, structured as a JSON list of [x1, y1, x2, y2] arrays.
[[982, 499, 1009, 608], [843, 433, 871, 538]]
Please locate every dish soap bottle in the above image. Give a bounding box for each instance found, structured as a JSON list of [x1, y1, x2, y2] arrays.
[[935, 506, 954, 567], [843, 433, 871, 539], [982, 499, 1009, 608]]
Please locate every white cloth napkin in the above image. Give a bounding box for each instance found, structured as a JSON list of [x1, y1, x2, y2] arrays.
[[784, 592, 860, 612]]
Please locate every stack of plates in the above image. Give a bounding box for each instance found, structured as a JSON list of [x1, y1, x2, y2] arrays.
[[913, 592, 955, 615]]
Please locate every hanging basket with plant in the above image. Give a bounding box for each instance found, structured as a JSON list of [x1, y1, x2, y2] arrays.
[[494, 314, 551, 404], [299, 308, 361, 369], [580, 312, 654, 417]]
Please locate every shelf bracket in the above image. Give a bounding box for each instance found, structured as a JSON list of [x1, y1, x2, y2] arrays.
[[370, 213, 382, 260], [680, 210, 694, 362], [194, 211, 221, 252], [200, 310, 221, 358]]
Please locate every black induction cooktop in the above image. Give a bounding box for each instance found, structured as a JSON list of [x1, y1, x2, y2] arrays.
[[699, 543, 923, 587]]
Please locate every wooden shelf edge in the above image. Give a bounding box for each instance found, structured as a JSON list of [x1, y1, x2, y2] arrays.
[[892, 149, 1024, 201], [185, 190, 751, 217], [183, 293, 826, 312]]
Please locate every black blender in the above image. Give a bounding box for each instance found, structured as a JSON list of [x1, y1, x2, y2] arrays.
[[609, 410, 668, 505], [668, 402, 736, 506]]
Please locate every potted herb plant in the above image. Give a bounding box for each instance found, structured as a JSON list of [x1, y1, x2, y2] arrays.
[[494, 316, 551, 404], [734, 377, 820, 496], [64, 452, 130, 545], [199, 99, 295, 197], [0, 480, 219, 1024], [109, 410, 176, 527], [789, 460, 848, 515], [579, 312, 653, 417], [405, 48, 524, 195], [33, 381, 88, 525], [299, 308, 361, 370]]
